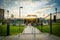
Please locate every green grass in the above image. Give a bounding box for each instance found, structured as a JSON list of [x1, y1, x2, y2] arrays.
[[10, 25, 25, 35], [52, 23, 60, 37], [36, 22, 60, 37], [0, 24, 7, 36], [36, 25, 50, 33], [0, 24, 25, 36]]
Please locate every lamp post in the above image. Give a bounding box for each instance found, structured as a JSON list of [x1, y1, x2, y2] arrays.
[[53, 8, 57, 22], [19, 7, 23, 18], [50, 13, 52, 34], [19, 6, 23, 36], [7, 10, 10, 36], [55, 8, 57, 15], [53, 13, 56, 22]]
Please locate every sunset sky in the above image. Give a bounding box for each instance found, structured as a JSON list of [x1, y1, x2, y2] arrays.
[[0, 0, 60, 18]]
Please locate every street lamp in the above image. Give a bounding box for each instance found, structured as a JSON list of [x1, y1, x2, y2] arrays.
[[19, 6, 23, 36], [55, 8, 57, 15], [7, 10, 10, 36], [53, 13, 56, 22], [50, 13, 52, 34], [19, 7, 23, 18], [53, 8, 57, 22], [54, 8, 57, 22]]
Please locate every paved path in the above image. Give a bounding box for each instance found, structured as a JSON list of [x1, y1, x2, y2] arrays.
[[0, 25, 60, 40], [22, 25, 41, 33]]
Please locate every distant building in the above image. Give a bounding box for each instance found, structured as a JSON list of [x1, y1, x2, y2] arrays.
[[24, 14, 37, 24], [9, 18, 24, 26], [45, 12, 60, 20], [0, 9, 4, 22]]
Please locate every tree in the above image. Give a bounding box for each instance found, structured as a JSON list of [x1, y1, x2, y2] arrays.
[[11, 14, 14, 20], [11, 14, 15, 25]]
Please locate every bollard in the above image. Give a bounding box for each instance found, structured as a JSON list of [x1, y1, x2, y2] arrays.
[[50, 13, 52, 34]]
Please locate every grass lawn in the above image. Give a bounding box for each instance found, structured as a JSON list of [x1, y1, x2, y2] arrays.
[[36, 22, 60, 37], [0, 24, 25, 36]]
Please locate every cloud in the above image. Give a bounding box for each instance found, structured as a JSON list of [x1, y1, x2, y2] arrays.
[[28, 3, 56, 18], [2, 0, 10, 6], [3, 0, 56, 18], [3, 0, 9, 3], [9, 8, 19, 18], [3, 0, 10, 4], [14, 0, 50, 5], [42, 3, 56, 8], [9, 0, 51, 18], [0, 6, 4, 8], [35, 3, 56, 13]]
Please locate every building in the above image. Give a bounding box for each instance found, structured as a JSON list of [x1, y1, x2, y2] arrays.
[[10, 18, 24, 26], [24, 14, 37, 24], [0, 9, 4, 22]]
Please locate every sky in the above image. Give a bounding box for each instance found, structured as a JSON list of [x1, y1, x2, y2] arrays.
[[0, 0, 60, 18]]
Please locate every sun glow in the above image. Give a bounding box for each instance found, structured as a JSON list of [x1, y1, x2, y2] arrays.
[[24, 14, 37, 19]]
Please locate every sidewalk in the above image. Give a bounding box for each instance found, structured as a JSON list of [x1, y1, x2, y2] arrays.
[[0, 26, 60, 40]]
